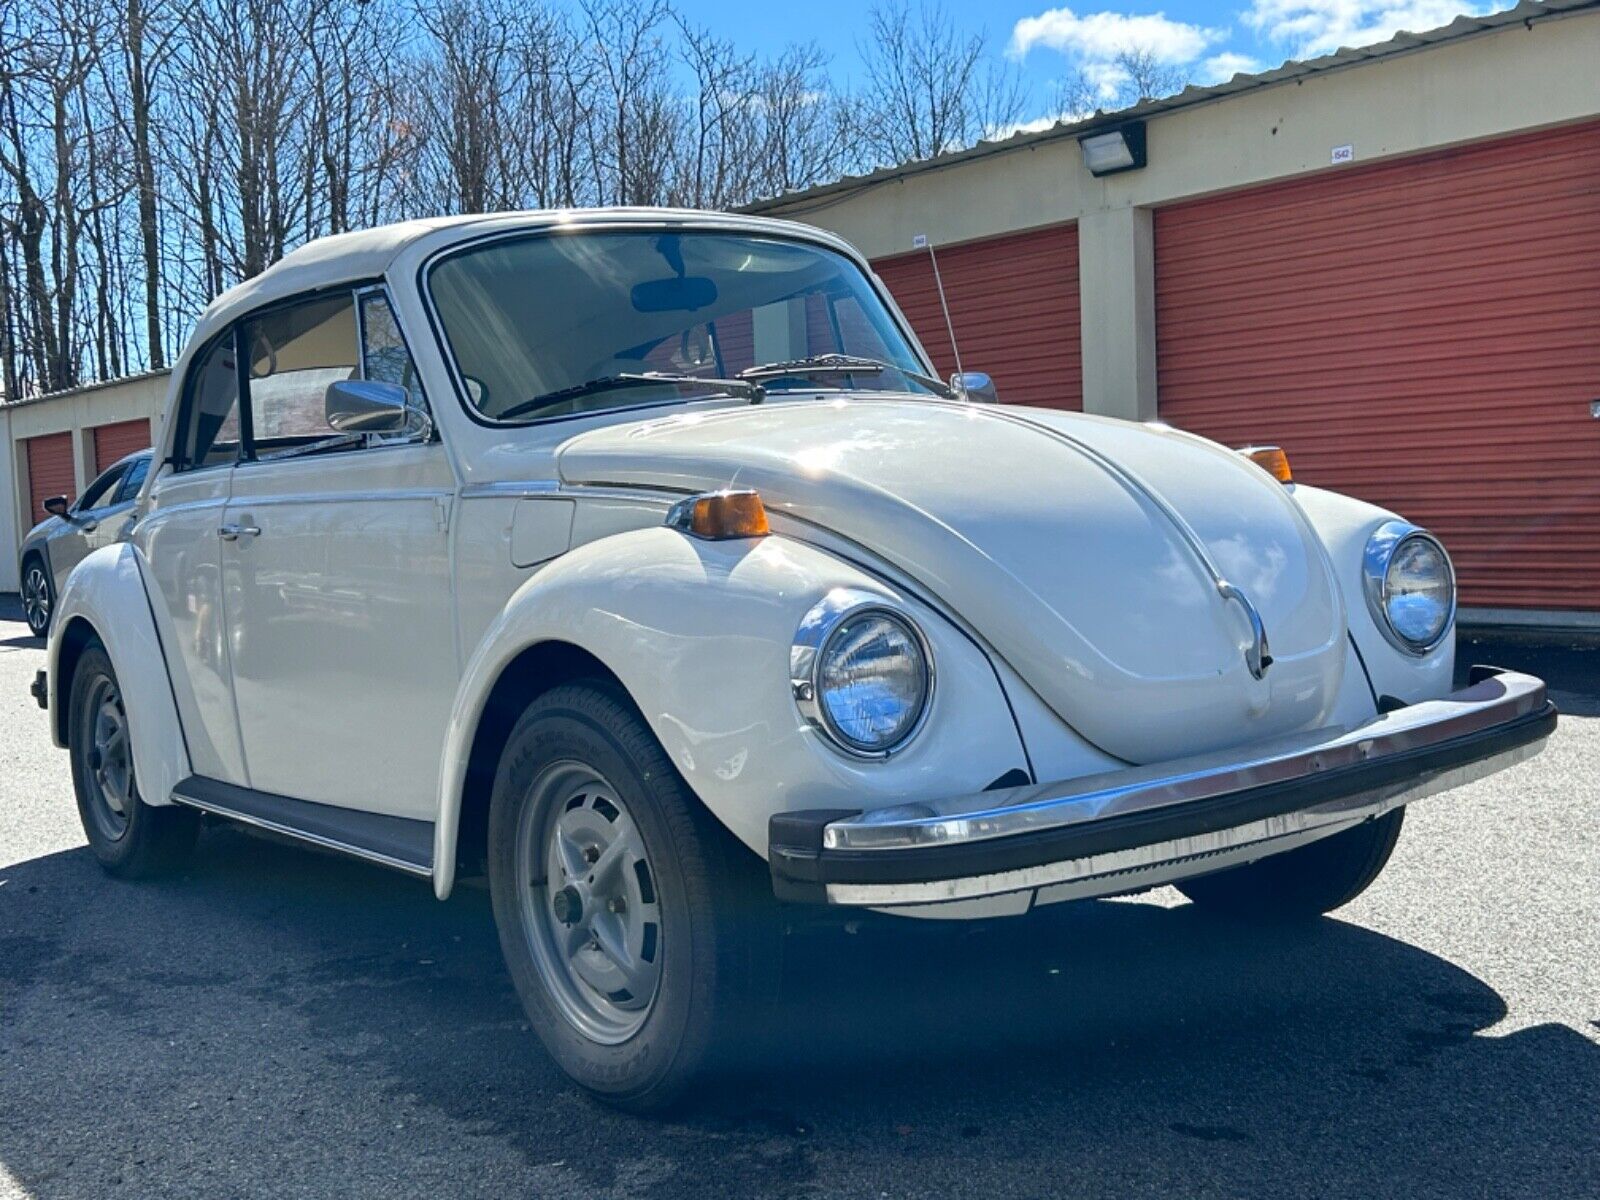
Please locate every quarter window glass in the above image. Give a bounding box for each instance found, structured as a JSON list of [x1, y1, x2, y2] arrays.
[[359, 291, 429, 416], [178, 333, 242, 469], [114, 456, 150, 504], [242, 294, 359, 449]]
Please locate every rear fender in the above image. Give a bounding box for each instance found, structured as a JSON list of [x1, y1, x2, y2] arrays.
[[433, 527, 1029, 898], [48, 543, 191, 806]]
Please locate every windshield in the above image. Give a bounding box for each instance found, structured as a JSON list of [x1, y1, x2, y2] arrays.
[[428, 230, 934, 423]]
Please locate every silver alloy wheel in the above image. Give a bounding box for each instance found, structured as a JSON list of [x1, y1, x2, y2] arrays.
[[516, 761, 663, 1044], [84, 675, 135, 841], [22, 564, 50, 636]]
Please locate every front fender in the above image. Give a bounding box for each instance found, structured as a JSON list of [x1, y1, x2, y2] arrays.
[[1290, 484, 1455, 704], [433, 528, 1029, 899], [48, 543, 191, 807]]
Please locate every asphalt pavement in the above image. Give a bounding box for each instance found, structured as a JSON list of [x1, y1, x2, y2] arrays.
[[1, 597, 1595, 1198]]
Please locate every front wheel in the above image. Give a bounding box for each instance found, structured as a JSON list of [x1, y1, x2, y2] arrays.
[[68, 643, 200, 877], [21, 557, 52, 638], [1176, 808, 1404, 918], [486, 682, 777, 1112]]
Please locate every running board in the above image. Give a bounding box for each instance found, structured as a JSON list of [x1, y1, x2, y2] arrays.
[[170, 776, 434, 879]]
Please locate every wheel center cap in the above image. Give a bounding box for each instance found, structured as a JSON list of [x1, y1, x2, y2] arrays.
[[551, 884, 584, 927]]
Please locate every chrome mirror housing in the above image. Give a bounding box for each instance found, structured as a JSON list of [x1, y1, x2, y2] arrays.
[[952, 372, 999, 404], [325, 379, 416, 434]]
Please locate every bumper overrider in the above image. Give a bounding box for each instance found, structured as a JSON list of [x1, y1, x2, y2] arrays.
[[769, 667, 1555, 907]]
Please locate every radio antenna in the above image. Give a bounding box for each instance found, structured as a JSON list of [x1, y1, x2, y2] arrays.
[[913, 233, 963, 378]]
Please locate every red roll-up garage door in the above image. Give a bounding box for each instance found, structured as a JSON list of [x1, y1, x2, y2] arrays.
[[24, 432, 76, 525], [91, 419, 150, 475], [1156, 120, 1600, 612], [873, 222, 1082, 410]]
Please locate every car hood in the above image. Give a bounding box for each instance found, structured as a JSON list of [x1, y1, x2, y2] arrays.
[[557, 397, 1347, 764]]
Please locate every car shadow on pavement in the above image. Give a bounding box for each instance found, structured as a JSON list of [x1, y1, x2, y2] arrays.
[[1, 825, 1596, 1198]]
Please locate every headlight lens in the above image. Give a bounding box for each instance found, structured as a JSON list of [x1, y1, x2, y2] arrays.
[[1363, 522, 1455, 653], [817, 613, 930, 752], [793, 593, 933, 758]]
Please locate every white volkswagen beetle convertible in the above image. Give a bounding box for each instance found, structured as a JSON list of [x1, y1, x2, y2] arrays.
[[35, 210, 1554, 1109]]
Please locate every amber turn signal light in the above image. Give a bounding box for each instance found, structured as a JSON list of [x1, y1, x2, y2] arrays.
[[667, 489, 770, 539], [1241, 445, 1293, 484]]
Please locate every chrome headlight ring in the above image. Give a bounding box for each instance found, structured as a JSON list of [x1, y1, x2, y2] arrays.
[[1362, 520, 1457, 655], [790, 588, 935, 760]]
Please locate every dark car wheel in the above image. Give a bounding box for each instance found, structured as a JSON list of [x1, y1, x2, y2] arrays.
[[487, 681, 779, 1113], [68, 642, 200, 878], [21, 556, 52, 638], [1177, 808, 1405, 918]]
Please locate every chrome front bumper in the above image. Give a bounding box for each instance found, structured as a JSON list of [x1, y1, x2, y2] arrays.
[[769, 667, 1555, 907]]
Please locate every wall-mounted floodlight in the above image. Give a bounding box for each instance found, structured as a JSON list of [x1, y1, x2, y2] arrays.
[[1078, 122, 1147, 177]]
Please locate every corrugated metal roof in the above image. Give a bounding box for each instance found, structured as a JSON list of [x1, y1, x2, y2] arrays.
[[1, 367, 171, 410], [744, 0, 1600, 215]]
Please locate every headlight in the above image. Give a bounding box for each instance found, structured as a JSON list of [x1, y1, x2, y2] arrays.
[[1362, 521, 1456, 654], [792, 590, 933, 758]]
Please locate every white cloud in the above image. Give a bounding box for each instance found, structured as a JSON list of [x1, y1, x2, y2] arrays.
[[987, 114, 1067, 140], [1009, 7, 1224, 64], [1243, 0, 1495, 56], [1200, 50, 1262, 80]]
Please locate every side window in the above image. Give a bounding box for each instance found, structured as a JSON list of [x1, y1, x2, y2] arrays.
[[114, 456, 150, 504], [75, 463, 127, 511], [175, 332, 242, 470], [242, 294, 359, 451]]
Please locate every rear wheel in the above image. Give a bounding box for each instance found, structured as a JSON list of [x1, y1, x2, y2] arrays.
[[1176, 808, 1404, 918], [487, 682, 777, 1112], [68, 643, 199, 877], [21, 557, 52, 638]]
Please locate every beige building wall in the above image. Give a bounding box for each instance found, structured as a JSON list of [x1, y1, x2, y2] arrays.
[[1, 370, 170, 592], [755, 8, 1600, 421]]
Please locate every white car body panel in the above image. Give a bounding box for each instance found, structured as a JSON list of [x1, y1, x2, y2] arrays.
[[433, 525, 1049, 897], [218, 443, 459, 818], [48, 543, 192, 807], [557, 397, 1348, 765], [133, 464, 249, 783]]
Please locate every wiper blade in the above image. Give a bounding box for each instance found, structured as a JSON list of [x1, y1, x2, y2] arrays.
[[739, 354, 953, 397], [500, 371, 763, 420]]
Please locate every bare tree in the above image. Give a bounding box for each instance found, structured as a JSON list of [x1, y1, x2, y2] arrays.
[[854, 0, 1022, 165], [1049, 48, 1190, 122], [0, 0, 1066, 396]]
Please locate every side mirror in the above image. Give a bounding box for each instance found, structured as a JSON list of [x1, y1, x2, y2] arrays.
[[325, 379, 412, 434], [952, 372, 999, 404], [43, 495, 70, 517]]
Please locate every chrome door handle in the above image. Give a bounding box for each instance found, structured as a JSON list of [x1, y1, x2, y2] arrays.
[[218, 523, 261, 541]]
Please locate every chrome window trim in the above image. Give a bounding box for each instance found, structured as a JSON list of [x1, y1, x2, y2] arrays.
[[790, 587, 935, 761], [1362, 519, 1457, 655]]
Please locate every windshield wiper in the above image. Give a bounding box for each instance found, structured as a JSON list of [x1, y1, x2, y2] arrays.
[[738, 353, 953, 398], [499, 371, 763, 421]]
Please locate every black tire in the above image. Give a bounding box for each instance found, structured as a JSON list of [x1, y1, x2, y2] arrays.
[[68, 642, 200, 878], [1176, 808, 1404, 918], [486, 681, 778, 1113], [21, 555, 52, 639]]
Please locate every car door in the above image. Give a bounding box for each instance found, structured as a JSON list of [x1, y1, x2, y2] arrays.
[[134, 331, 251, 786], [78, 454, 150, 559], [219, 286, 457, 821], [46, 459, 128, 589]]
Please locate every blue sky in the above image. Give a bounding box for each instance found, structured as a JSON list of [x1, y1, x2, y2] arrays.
[[672, 0, 1498, 124]]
